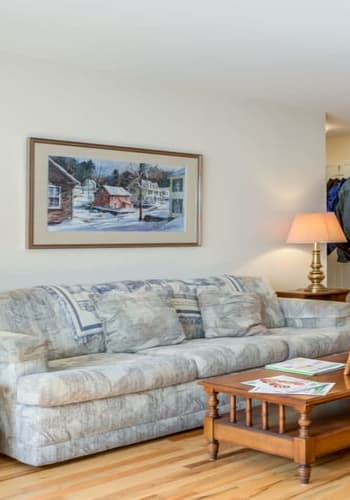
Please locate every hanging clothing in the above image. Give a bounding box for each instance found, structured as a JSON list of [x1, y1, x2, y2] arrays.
[[327, 178, 345, 212], [327, 177, 337, 190], [335, 179, 350, 262], [327, 178, 345, 255]]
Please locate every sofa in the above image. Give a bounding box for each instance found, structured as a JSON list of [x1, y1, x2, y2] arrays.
[[1, 274, 350, 466]]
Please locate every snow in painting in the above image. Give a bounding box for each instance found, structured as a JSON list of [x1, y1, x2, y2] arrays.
[[47, 155, 186, 232]]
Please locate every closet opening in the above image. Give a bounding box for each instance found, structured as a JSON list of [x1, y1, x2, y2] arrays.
[[326, 113, 350, 289]]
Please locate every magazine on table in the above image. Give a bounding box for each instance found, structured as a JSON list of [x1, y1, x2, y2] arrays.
[[264, 357, 345, 376], [243, 374, 335, 396]]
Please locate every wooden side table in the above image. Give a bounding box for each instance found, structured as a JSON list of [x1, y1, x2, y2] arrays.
[[276, 288, 349, 302]]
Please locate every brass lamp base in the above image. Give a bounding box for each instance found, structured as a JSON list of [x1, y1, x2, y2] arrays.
[[305, 241, 326, 293], [305, 283, 327, 293]]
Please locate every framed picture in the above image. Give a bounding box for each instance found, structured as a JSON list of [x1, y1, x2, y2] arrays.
[[28, 137, 202, 248]]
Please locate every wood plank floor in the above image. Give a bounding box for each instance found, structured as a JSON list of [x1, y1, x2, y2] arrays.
[[1, 429, 350, 499]]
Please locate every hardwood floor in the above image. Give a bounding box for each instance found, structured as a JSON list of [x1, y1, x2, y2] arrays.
[[1, 429, 350, 499]]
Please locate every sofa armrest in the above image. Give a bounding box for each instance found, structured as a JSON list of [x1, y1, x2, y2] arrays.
[[0, 331, 48, 456], [0, 331, 48, 395], [278, 298, 350, 328], [0, 330, 48, 367], [0, 330, 48, 455]]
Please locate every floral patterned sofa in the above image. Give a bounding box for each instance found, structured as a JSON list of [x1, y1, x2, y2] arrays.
[[1, 274, 350, 466]]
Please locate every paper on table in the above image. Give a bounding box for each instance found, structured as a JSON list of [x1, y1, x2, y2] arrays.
[[248, 380, 335, 395], [244, 375, 335, 395]]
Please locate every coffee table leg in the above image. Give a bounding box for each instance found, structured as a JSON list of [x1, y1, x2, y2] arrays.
[[298, 464, 311, 485], [297, 411, 312, 484], [208, 439, 219, 461], [205, 388, 219, 461]]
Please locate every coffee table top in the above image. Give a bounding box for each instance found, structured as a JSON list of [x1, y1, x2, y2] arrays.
[[199, 352, 350, 411]]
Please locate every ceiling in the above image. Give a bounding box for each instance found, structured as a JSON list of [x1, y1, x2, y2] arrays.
[[2, 0, 350, 120]]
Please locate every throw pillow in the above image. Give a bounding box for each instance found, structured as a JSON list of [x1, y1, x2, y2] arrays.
[[197, 289, 267, 338], [225, 275, 285, 328], [171, 295, 203, 340], [92, 289, 185, 352]]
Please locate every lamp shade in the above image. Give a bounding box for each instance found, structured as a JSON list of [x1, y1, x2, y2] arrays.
[[287, 212, 347, 243]]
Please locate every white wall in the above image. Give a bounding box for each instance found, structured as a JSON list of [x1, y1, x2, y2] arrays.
[[0, 53, 325, 291]]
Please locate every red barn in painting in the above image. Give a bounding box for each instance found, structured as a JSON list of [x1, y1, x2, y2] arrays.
[[94, 185, 133, 209], [48, 159, 80, 224]]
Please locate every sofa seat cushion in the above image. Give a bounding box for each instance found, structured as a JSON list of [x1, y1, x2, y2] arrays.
[[48, 352, 141, 370], [17, 354, 197, 407], [269, 327, 350, 358], [139, 337, 289, 378]]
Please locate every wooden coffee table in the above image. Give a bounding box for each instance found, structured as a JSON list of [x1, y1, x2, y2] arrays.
[[199, 353, 350, 484]]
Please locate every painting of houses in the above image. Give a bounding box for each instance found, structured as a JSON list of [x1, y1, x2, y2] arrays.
[[48, 158, 80, 224], [168, 167, 185, 217], [142, 179, 162, 204], [160, 187, 170, 200], [44, 153, 189, 234], [94, 185, 133, 210], [82, 178, 97, 202]]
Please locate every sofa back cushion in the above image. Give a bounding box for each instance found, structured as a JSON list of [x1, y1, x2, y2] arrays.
[[0, 280, 200, 360], [198, 289, 267, 337], [0, 274, 284, 360], [92, 289, 185, 352], [90, 279, 204, 340], [225, 276, 285, 328], [0, 287, 105, 360]]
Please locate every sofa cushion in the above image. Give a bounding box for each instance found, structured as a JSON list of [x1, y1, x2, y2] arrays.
[[0, 274, 283, 361], [140, 337, 289, 378], [269, 327, 350, 358], [17, 354, 197, 407], [90, 279, 204, 340], [90, 274, 284, 338], [92, 289, 185, 353], [170, 295, 202, 340], [0, 287, 105, 360], [198, 289, 267, 337], [48, 352, 141, 370], [226, 275, 285, 328], [278, 298, 350, 328]]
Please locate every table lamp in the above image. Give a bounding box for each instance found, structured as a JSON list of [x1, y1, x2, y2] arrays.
[[287, 212, 347, 292]]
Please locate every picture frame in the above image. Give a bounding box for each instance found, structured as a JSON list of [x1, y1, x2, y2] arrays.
[[28, 137, 202, 248]]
